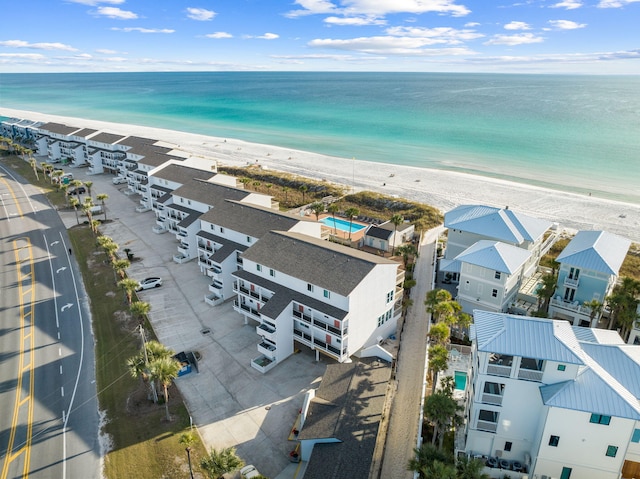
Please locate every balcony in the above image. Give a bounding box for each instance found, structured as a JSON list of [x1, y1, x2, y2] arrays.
[[517, 368, 543, 382], [256, 322, 276, 342], [481, 393, 503, 406], [197, 242, 214, 253], [178, 243, 190, 256], [312, 318, 342, 336], [251, 355, 277, 374], [173, 253, 192, 264], [486, 364, 512, 378], [476, 420, 498, 433], [152, 225, 167, 234], [258, 340, 277, 360], [209, 280, 223, 292], [156, 218, 166, 227], [204, 291, 223, 306], [564, 276, 579, 287]]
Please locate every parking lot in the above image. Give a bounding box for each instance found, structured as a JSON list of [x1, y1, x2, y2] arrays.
[[57, 166, 327, 479]]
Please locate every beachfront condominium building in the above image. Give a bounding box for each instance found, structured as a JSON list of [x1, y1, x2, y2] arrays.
[[1, 118, 42, 147], [196, 199, 322, 306], [449, 240, 533, 314], [232, 230, 404, 373], [548, 230, 631, 328], [442, 204, 553, 279], [464, 310, 640, 479], [32, 122, 103, 166]]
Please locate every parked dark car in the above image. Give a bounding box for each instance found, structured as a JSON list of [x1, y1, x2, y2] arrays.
[[67, 186, 86, 195]]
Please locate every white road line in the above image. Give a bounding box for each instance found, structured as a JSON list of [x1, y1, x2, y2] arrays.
[[61, 387, 64, 397], [60, 365, 63, 375], [59, 348, 62, 356], [58, 331, 61, 340]]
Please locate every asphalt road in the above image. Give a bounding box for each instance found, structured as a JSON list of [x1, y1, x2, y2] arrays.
[[0, 164, 100, 479]]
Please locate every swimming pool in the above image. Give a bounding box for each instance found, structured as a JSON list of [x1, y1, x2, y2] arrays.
[[321, 217, 367, 233], [454, 371, 467, 391]]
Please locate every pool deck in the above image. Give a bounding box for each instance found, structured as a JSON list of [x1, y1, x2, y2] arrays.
[[317, 213, 369, 242]]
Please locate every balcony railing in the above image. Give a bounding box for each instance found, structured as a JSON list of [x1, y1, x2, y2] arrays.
[[257, 323, 276, 342], [481, 393, 503, 406], [564, 276, 579, 287], [487, 364, 511, 377], [258, 341, 277, 360], [476, 420, 498, 433], [234, 300, 260, 318], [517, 369, 543, 382]]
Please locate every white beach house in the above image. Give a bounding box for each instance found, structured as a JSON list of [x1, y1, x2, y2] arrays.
[[232, 230, 404, 373], [464, 310, 640, 479], [548, 230, 631, 327]]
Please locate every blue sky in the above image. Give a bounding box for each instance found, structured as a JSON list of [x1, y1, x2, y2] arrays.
[[1, 0, 639, 73]]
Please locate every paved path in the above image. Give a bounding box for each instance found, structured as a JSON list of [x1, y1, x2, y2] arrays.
[[378, 228, 442, 479]]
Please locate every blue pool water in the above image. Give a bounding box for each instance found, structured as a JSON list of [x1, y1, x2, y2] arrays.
[[321, 217, 367, 233], [454, 371, 467, 391]]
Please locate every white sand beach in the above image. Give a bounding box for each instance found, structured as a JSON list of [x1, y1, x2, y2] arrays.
[[3, 107, 639, 242]]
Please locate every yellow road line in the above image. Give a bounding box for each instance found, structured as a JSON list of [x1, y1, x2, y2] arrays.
[[0, 176, 25, 217], [1, 238, 35, 479]]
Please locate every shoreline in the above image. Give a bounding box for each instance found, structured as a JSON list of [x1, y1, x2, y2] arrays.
[[2, 107, 639, 242]]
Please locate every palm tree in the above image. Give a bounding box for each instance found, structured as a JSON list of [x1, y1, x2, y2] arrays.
[[96, 193, 109, 220], [69, 197, 81, 225], [150, 355, 182, 420], [298, 184, 308, 204], [84, 180, 93, 199], [29, 157, 39, 180], [408, 443, 453, 479], [200, 447, 245, 479], [390, 213, 404, 255], [112, 258, 130, 280], [252, 180, 261, 191], [344, 207, 359, 240], [536, 272, 558, 314], [180, 432, 197, 479], [456, 455, 491, 479], [238, 177, 250, 189], [428, 344, 449, 393], [130, 300, 151, 325], [52, 170, 65, 185], [327, 203, 340, 236], [118, 278, 139, 304], [310, 202, 324, 221], [428, 322, 450, 346], [424, 376, 461, 448], [281, 186, 289, 205], [396, 243, 417, 268], [583, 299, 604, 328]]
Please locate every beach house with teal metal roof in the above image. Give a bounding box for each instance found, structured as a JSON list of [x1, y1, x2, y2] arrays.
[[464, 311, 640, 479], [549, 230, 631, 328]]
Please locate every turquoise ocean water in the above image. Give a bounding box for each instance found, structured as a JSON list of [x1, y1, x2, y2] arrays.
[[1, 72, 638, 203]]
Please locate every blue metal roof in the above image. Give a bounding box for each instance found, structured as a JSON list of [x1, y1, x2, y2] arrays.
[[571, 326, 625, 345], [444, 205, 551, 245], [472, 311, 585, 364], [579, 343, 640, 399], [556, 230, 631, 275], [455, 240, 531, 274]]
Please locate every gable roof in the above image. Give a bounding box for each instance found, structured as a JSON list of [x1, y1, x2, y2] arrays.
[[38, 122, 82, 136], [455, 240, 531, 274], [472, 311, 584, 364], [579, 343, 640, 399], [366, 225, 393, 241], [172, 178, 250, 206], [444, 204, 551, 245], [299, 359, 391, 479], [240, 231, 397, 296], [556, 230, 631, 275], [571, 326, 625, 345], [151, 164, 215, 184]]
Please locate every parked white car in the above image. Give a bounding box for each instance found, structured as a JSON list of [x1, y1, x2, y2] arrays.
[[136, 277, 163, 291], [240, 465, 261, 479], [112, 176, 127, 185]]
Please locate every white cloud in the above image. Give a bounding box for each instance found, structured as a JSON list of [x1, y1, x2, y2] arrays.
[[465, 49, 640, 65], [286, 0, 471, 18], [95, 48, 119, 54], [504, 21, 531, 30], [549, 0, 583, 9], [74, 53, 93, 59], [309, 36, 475, 55], [205, 32, 233, 39], [598, 0, 640, 7], [111, 27, 175, 33], [485, 33, 544, 46], [0, 40, 78, 51], [548, 19, 586, 29], [465, 22, 480, 27], [186, 7, 216, 21], [257, 33, 279, 40], [324, 16, 386, 26], [94, 7, 138, 19], [386, 26, 484, 44], [68, 0, 124, 5], [0, 53, 47, 60]]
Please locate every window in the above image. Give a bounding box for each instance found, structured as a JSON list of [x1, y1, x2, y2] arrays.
[[483, 382, 505, 396], [560, 467, 572, 479], [478, 409, 498, 423], [323, 290, 330, 299], [269, 269, 275, 277], [377, 314, 385, 327], [590, 414, 611, 425], [210, 224, 214, 230], [220, 227, 224, 234], [256, 264, 262, 272], [520, 357, 544, 371], [492, 289, 498, 298], [557, 364, 566, 371], [494, 271, 501, 280], [386, 290, 394, 303], [632, 429, 640, 443], [504, 442, 512, 452], [246, 236, 251, 243], [605, 445, 618, 457], [307, 283, 314, 292], [549, 435, 560, 447]]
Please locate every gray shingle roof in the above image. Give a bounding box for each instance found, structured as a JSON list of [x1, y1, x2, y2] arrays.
[[299, 359, 391, 479], [201, 200, 312, 239], [195, 230, 248, 262], [472, 311, 585, 364], [73, 128, 97, 138], [90, 132, 126, 144], [445, 204, 551, 245], [151, 164, 215, 184], [455, 240, 532, 274], [172, 179, 250, 206], [240, 231, 398, 297], [556, 230, 631, 275], [39, 122, 81, 135], [366, 225, 393, 241]]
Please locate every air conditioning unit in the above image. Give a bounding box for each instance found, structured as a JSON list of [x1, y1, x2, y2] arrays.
[[494, 450, 503, 457], [541, 475, 549, 479]]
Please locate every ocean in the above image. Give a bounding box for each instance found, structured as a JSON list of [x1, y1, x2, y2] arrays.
[[1, 72, 638, 203]]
